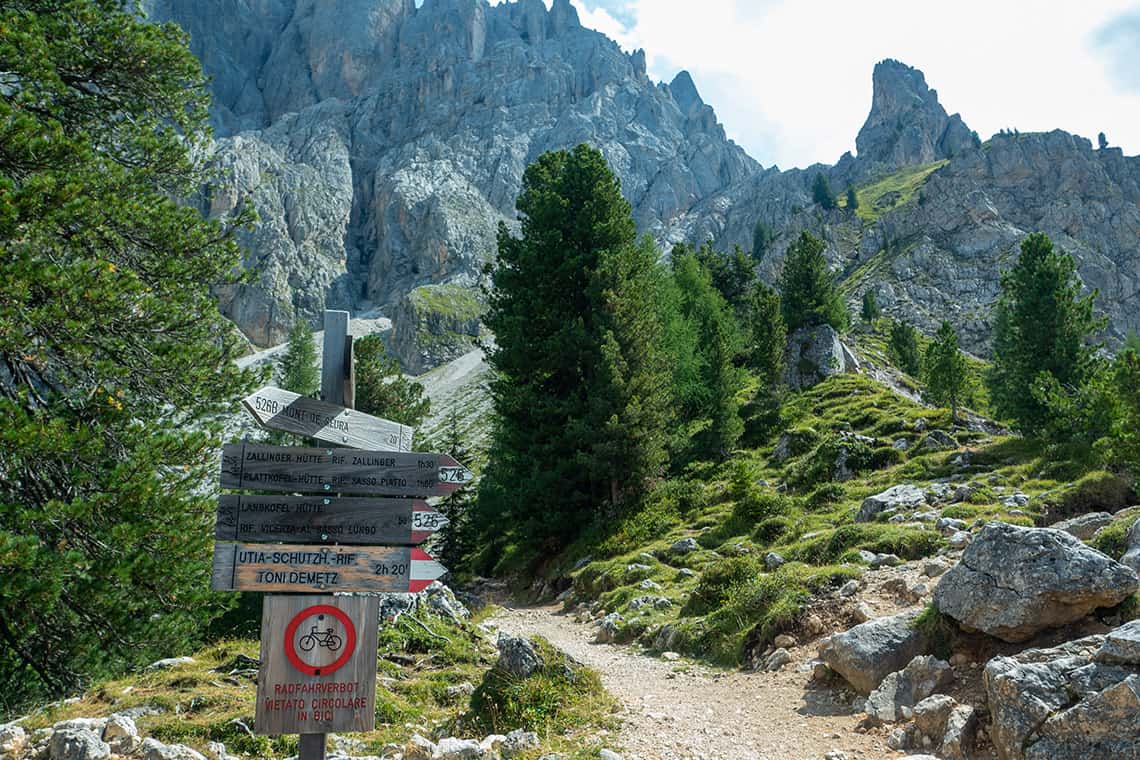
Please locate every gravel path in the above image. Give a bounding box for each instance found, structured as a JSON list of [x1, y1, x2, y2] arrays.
[[489, 604, 896, 760]]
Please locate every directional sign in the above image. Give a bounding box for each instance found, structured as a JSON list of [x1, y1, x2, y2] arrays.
[[242, 386, 413, 451], [215, 495, 447, 545], [219, 444, 473, 497], [211, 543, 447, 593], [256, 595, 379, 735]]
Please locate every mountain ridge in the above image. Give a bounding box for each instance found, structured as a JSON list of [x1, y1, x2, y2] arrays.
[[148, 0, 1140, 355]]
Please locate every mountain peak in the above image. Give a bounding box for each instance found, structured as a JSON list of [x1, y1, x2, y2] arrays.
[[669, 70, 704, 117], [855, 58, 974, 169]]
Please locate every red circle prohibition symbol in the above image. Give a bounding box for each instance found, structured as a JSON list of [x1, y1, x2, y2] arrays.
[[283, 605, 356, 677]]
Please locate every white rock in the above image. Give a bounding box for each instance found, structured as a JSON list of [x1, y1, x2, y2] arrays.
[[145, 657, 195, 671], [140, 738, 207, 760], [49, 729, 110, 760], [101, 715, 139, 754]]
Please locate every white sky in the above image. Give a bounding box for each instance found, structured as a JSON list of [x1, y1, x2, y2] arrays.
[[491, 0, 1140, 169]]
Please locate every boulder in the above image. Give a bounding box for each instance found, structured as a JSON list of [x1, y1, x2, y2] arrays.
[[765, 551, 786, 570], [670, 538, 699, 555], [784, 325, 850, 389], [500, 729, 540, 758], [933, 522, 1139, 642], [101, 715, 139, 754], [865, 655, 953, 723], [857, 484, 927, 523], [434, 737, 482, 759], [49, 729, 110, 760], [388, 284, 485, 374], [940, 704, 977, 760], [595, 613, 623, 644], [0, 725, 27, 760], [495, 634, 544, 678], [919, 430, 956, 450], [140, 739, 206, 760], [1095, 619, 1140, 665], [984, 629, 1140, 760], [145, 656, 195, 671], [1052, 512, 1114, 541], [818, 610, 930, 694], [911, 694, 957, 739], [1122, 516, 1140, 573], [765, 648, 792, 671]]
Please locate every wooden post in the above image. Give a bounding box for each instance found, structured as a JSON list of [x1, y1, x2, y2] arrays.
[[300, 309, 351, 760]]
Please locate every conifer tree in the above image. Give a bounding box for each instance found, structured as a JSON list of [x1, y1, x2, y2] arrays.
[[354, 335, 430, 432], [778, 232, 848, 332], [846, 186, 859, 210], [278, 318, 320, 397], [861, 290, 881, 323], [924, 321, 970, 423], [889, 320, 923, 376], [478, 145, 672, 553], [671, 251, 745, 459], [812, 172, 837, 210], [752, 219, 773, 261], [434, 410, 475, 571], [691, 242, 756, 316], [0, 0, 257, 704], [745, 282, 786, 389], [988, 232, 1105, 434]]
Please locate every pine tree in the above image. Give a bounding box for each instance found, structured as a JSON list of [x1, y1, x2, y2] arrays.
[[988, 232, 1105, 434], [1098, 132, 1108, 150], [354, 335, 430, 432], [812, 172, 837, 210], [670, 251, 745, 459], [690, 242, 756, 316], [923, 321, 970, 423], [434, 410, 475, 571], [752, 219, 773, 261], [889, 320, 923, 376], [278, 319, 319, 397], [745, 282, 786, 389], [0, 0, 258, 704], [478, 145, 673, 554], [861, 291, 881, 323], [846, 186, 859, 210], [778, 232, 848, 332]]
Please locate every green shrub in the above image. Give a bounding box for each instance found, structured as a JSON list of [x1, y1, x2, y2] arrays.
[[752, 516, 795, 543], [1090, 514, 1139, 559], [806, 483, 847, 510], [1049, 471, 1135, 520], [786, 524, 943, 564], [468, 638, 615, 735], [686, 556, 764, 615]]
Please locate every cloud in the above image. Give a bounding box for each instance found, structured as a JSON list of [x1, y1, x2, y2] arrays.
[[487, 0, 1140, 167], [1095, 11, 1140, 91]]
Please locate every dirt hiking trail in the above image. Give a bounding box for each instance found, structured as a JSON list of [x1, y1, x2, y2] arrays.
[[489, 603, 895, 760]]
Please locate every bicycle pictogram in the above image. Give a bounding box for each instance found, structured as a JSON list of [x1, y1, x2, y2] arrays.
[[298, 620, 343, 652]]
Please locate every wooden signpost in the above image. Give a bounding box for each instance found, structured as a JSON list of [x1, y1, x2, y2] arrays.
[[209, 310, 474, 760], [214, 495, 447, 545], [218, 444, 473, 497], [241, 386, 414, 451]]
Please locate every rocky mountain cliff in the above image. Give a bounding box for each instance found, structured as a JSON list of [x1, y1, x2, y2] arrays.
[[146, 0, 757, 345], [149, 2, 1140, 357]]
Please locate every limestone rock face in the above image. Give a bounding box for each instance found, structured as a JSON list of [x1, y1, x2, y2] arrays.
[[984, 628, 1140, 760], [388, 284, 485, 375], [855, 59, 975, 171], [933, 522, 1139, 643]]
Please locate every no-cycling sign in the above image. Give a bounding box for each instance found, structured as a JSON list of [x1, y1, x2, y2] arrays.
[[255, 595, 380, 735]]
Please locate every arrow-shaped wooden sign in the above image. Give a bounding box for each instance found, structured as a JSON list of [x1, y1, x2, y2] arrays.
[[214, 495, 448, 546], [211, 543, 446, 593], [241, 386, 414, 451], [219, 444, 474, 497]]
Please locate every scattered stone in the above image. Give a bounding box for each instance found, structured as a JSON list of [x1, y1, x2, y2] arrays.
[[496, 634, 544, 678], [923, 559, 949, 577], [933, 522, 1139, 642], [1095, 619, 1140, 665], [101, 715, 139, 754], [824, 751, 849, 760], [913, 510, 939, 522], [145, 657, 195, 671], [0, 726, 27, 760], [914, 418, 928, 432], [677, 567, 697, 578], [1001, 492, 1030, 508], [499, 729, 540, 758], [936, 517, 966, 534], [940, 704, 977, 760], [766, 648, 792, 671], [851, 602, 874, 624], [765, 551, 786, 570], [653, 624, 681, 651], [946, 530, 971, 549], [870, 553, 902, 568], [985, 630, 1140, 760], [811, 660, 835, 682], [838, 580, 859, 597], [920, 430, 956, 450], [887, 726, 913, 750], [595, 613, 623, 644], [139, 738, 206, 760], [865, 655, 953, 723], [774, 633, 797, 649], [670, 538, 699, 555], [818, 610, 930, 694], [858, 484, 928, 523], [434, 737, 482, 759], [572, 556, 593, 571], [661, 651, 680, 661], [803, 613, 826, 636], [893, 438, 910, 451], [1121, 517, 1140, 573], [625, 563, 652, 576], [1052, 512, 1114, 541], [598, 751, 624, 760], [405, 734, 436, 760], [445, 682, 476, 699], [49, 729, 110, 760], [638, 579, 661, 591], [912, 694, 957, 739]]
